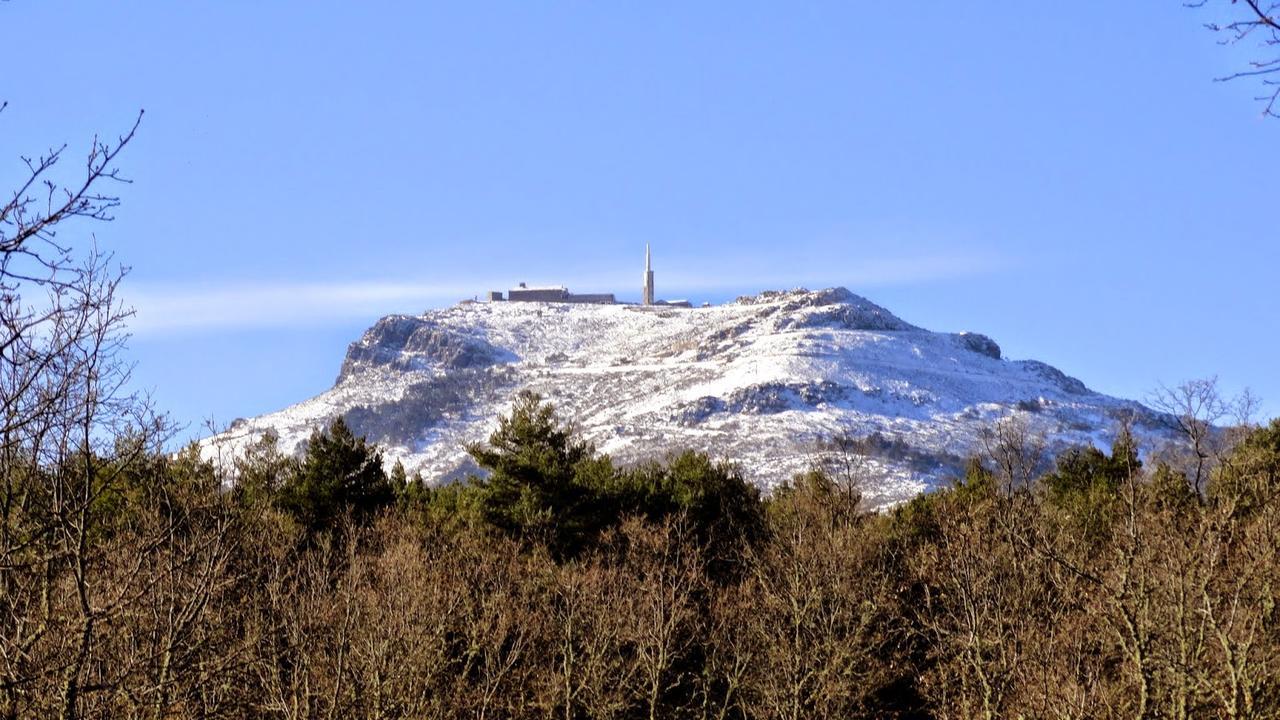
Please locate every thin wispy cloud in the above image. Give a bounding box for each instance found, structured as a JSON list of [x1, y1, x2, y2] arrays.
[[126, 281, 479, 334], [125, 251, 1010, 335]]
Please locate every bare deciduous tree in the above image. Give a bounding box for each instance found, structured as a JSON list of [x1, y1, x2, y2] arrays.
[[1149, 377, 1256, 494], [0, 105, 174, 719], [980, 415, 1047, 492], [1192, 1, 1280, 117]]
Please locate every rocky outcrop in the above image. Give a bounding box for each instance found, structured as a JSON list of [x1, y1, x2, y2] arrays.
[[1016, 360, 1089, 395], [676, 381, 850, 424], [748, 287, 919, 332], [338, 315, 512, 382], [958, 332, 1001, 359]]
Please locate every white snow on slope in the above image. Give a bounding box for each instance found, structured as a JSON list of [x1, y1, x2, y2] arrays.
[[202, 288, 1168, 508]]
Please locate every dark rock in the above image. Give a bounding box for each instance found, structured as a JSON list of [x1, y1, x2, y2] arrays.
[[1015, 397, 1045, 413], [674, 396, 726, 426], [338, 315, 512, 383], [772, 288, 919, 332], [727, 381, 848, 414], [707, 320, 755, 344], [958, 332, 1001, 359], [674, 381, 850, 423], [343, 368, 511, 446], [1017, 360, 1089, 395]]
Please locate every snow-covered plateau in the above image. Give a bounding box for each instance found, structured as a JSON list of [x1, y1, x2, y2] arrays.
[[203, 287, 1171, 507]]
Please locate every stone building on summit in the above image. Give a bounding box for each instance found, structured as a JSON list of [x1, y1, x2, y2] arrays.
[[486, 245, 688, 307], [505, 284, 615, 304]]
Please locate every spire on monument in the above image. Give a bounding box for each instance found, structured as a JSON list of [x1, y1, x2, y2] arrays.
[[642, 244, 655, 306]]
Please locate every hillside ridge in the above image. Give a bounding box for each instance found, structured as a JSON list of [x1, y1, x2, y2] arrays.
[[207, 287, 1167, 506]]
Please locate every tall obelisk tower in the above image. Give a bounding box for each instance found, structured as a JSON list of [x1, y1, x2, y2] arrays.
[[642, 244, 655, 306]]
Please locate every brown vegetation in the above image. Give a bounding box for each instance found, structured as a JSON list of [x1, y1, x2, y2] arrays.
[[4, 388, 1280, 718]]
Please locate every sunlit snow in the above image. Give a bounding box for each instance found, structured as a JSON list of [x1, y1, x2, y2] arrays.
[[202, 288, 1169, 508]]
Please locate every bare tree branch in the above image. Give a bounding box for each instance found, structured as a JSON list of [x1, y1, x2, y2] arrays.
[[1193, 0, 1280, 117]]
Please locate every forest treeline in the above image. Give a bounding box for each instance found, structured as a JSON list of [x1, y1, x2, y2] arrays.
[[6, 385, 1280, 719]]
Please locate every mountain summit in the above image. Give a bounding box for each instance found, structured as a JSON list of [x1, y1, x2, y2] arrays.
[[206, 288, 1167, 506]]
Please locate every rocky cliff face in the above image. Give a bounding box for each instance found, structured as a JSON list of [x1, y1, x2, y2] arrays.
[[206, 288, 1170, 507]]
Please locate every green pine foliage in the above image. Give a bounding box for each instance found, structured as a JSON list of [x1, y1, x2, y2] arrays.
[[455, 390, 767, 563], [276, 416, 394, 534], [611, 450, 764, 580], [1039, 427, 1142, 542], [1042, 427, 1140, 502], [462, 390, 607, 555], [1210, 418, 1280, 516]]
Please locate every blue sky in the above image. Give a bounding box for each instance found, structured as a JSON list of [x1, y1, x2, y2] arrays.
[[2, 3, 1276, 439]]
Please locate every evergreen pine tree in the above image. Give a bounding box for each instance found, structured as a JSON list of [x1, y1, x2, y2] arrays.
[[277, 416, 393, 533], [465, 391, 599, 554]]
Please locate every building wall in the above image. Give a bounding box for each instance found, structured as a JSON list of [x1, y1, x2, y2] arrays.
[[563, 293, 616, 304], [508, 288, 569, 302], [506, 288, 615, 304]]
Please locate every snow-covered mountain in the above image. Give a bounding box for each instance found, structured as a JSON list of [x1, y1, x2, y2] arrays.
[[204, 288, 1169, 507]]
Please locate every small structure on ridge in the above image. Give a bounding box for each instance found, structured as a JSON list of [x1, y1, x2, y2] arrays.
[[485, 245, 687, 306]]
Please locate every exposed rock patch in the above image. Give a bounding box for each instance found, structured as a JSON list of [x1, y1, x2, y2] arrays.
[[768, 288, 919, 332], [343, 367, 513, 446], [339, 315, 512, 382], [1016, 360, 1089, 395], [958, 332, 1002, 359]]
